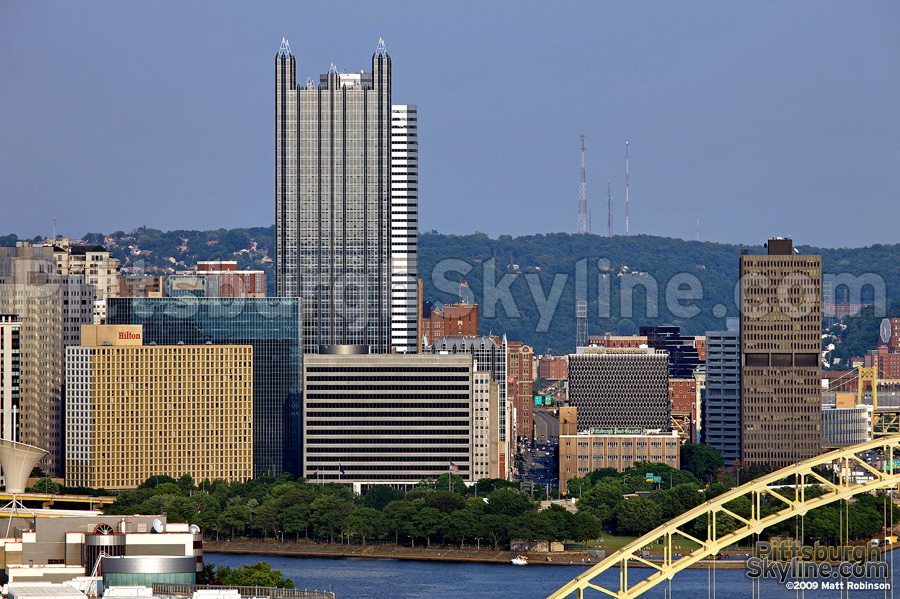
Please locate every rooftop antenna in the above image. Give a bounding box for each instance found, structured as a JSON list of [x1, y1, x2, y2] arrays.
[[577, 134, 589, 235], [696, 210, 700, 241], [625, 141, 630, 236], [607, 181, 613, 237]]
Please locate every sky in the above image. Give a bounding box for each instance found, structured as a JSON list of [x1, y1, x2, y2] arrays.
[[1, 1, 898, 248]]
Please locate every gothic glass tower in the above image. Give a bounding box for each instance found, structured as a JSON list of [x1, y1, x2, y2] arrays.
[[276, 38, 394, 354]]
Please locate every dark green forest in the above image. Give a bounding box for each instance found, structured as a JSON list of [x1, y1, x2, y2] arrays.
[[3, 228, 897, 355]]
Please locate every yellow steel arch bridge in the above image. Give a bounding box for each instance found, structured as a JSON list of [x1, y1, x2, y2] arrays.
[[548, 435, 900, 599]]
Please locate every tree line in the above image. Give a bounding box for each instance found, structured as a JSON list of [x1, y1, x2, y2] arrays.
[[100, 457, 898, 550]]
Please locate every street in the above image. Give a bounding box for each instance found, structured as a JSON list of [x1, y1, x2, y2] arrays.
[[523, 409, 560, 491]]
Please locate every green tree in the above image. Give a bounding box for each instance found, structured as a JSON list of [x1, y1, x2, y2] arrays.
[[434, 472, 466, 494], [543, 504, 575, 544], [345, 506, 383, 545], [220, 503, 250, 540], [362, 485, 404, 510], [426, 490, 466, 513], [177, 474, 195, 494], [445, 506, 479, 548], [412, 506, 446, 548], [384, 500, 417, 545], [310, 495, 350, 544], [282, 503, 310, 542], [485, 487, 534, 517], [27, 477, 61, 494], [196, 563, 222, 585], [681, 443, 724, 481], [576, 481, 624, 528], [616, 497, 662, 536], [190, 492, 220, 532], [478, 513, 511, 550], [572, 511, 603, 542], [655, 482, 703, 520], [217, 562, 294, 589], [254, 498, 281, 540]]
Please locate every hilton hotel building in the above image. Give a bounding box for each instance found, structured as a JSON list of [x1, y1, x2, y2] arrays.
[[740, 237, 822, 467], [65, 325, 253, 489]]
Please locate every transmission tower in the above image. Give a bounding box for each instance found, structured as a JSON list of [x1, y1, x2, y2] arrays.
[[576, 300, 588, 348], [625, 141, 630, 236], [607, 181, 613, 237], [577, 135, 589, 235]]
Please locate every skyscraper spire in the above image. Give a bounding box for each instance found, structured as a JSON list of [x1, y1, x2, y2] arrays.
[[279, 37, 291, 55], [375, 37, 387, 58]]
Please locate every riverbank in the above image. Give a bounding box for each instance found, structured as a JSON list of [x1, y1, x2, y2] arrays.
[[202, 540, 747, 569]]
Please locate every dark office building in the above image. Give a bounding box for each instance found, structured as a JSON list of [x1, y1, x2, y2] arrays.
[[739, 237, 822, 468], [639, 325, 702, 379], [107, 297, 301, 477], [703, 318, 741, 465]]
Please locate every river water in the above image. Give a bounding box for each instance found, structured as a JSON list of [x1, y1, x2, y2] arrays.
[[206, 552, 900, 599]]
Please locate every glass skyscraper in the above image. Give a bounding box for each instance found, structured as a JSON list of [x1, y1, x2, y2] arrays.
[[107, 297, 301, 477], [276, 38, 398, 354]]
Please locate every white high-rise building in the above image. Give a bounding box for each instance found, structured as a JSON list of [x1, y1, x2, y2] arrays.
[[390, 105, 419, 353]]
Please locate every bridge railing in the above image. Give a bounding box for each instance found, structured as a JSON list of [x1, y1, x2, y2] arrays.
[[152, 583, 334, 599]]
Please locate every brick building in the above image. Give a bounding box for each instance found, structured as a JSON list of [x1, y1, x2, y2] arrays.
[[421, 302, 479, 343], [537, 356, 568, 381], [508, 341, 534, 439], [669, 378, 698, 442], [169, 261, 265, 298]]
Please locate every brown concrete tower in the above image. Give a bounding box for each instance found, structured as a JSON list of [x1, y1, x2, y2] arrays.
[[740, 237, 822, 467]]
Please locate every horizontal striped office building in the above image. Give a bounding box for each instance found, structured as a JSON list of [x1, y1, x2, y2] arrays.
[[302, 353, 477, 487]]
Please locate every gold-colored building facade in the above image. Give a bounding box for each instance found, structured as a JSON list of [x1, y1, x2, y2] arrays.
[[66, 325, 253, 489], [740, 238, 822, 467], [559, 431, 681, 493]]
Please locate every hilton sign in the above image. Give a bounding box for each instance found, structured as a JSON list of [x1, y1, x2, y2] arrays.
[[118, 331, 141, 340]]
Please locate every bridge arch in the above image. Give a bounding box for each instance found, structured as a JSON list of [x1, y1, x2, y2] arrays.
[[548, 435, 900, 599]]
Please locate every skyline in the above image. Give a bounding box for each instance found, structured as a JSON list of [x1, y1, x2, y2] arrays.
[[1, 1, 898, 247]]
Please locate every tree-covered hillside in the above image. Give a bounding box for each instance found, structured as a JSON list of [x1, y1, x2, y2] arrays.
[[3, 227, 897, 355]]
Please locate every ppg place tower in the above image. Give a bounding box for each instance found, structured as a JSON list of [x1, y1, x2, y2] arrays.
[[276, 38, 418, 355]]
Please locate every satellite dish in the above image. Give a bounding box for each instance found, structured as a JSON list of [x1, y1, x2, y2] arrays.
[[189, 524, 201, 534], [151, 519, 164, 533]]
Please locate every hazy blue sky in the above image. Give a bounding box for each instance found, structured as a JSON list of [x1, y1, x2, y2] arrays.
[[2, 1, 898, 247]]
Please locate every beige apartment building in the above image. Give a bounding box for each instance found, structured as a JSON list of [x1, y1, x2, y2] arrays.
[[473, 371, 502, 480], [559, 429, 681, 493], [65, 325, 253, 489], [0, 247, 64, 475], [51, 241, 121, 302], [740, 237, 822, 467]]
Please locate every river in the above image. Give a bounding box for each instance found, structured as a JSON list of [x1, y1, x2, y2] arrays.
[[206, 552, 900, 599]]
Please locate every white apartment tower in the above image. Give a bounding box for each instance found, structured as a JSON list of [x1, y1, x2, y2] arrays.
[[390, 105, 419, 353]]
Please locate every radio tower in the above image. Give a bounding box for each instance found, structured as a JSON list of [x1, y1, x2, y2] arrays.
[[607, 181, 613, 237], [625, 141, 630, 236], [576, 300, 588, 348], [577, 134, 589, 235]]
